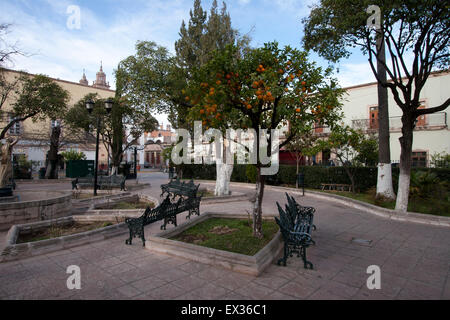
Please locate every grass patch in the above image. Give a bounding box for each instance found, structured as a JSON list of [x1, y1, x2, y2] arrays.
[[109, 201, 155, 210], [312, 189, 449, 217], [17, 221, 121, 243], [199, 190, 216, 198], [170, 217, 279, 256]]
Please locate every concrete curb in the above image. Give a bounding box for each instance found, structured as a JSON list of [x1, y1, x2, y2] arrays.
[[191, 179, 450, 228], [0, 215, 129, 263]]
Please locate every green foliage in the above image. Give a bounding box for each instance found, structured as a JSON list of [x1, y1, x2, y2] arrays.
[[171, 217, 279, 256], [1, 73, 69, 139], [430, 152, 450, 168], [179, 163, 450, 195], [13, 74, 69, 122], [186, 41, 344, 147], [409, 171, 448, 200], [246, 164, 257, 183], [64, 93, 158, 167], [353, 136, 378, 166], [60, 150, 86, 161], [303, 0, 449, 69]]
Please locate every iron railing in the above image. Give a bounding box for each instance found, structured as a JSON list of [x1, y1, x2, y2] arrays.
[[352, 112, 447, 131]]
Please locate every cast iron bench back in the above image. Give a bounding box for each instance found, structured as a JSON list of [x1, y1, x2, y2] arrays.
[[275, 193, 316, 269], [125, 179, 202, 246], [72, 174, 126, 191], [161, 178, 199, 199]]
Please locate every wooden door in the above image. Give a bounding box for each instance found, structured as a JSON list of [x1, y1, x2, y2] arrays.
[[416, 105, 426, 126], [370, 107, 379, 129]]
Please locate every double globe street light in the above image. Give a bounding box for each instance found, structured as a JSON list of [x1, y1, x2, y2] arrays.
[[85, 97, 113, 196]]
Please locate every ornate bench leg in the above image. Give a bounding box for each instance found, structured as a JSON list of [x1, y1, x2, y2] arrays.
[[187, 206, 200, 219], [277, 243, 288, 267], [125, 231, 132, 245], [301, 246, 313, 270]]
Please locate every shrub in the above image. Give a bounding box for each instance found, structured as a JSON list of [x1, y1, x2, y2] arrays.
[[176, 163, 450, 193]]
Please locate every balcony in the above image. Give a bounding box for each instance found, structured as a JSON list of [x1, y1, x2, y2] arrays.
[[352, 112, 447, 132]]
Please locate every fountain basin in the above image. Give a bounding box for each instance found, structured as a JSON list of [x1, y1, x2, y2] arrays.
[[0, 191, 72, 231]]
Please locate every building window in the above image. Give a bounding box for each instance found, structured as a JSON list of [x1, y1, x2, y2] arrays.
[[369, 106, 379, 129], [412, 151, 427, 167], [51, 119, 61, 129], [9, 115, 21, 135], [314, 122, 323, 134], [416, 102, 426, 127]]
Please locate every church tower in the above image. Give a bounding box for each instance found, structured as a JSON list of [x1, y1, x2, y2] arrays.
[[92, 62, 110, 89], [79, 69, 89, 86]]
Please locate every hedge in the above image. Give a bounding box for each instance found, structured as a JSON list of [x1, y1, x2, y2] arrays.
[[177, 164, 450, 192]]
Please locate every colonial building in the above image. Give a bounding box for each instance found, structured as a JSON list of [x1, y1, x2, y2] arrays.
[[304, 70, 450, 167], [0, 66, 115, 171], [123, 123, 176, 169]]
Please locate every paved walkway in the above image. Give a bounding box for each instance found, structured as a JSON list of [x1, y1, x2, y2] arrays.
[[1, 172, 449, 300]]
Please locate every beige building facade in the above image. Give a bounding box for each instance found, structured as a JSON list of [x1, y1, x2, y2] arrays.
[[1, 67, 115, 170], [311, 70, 450, 167]]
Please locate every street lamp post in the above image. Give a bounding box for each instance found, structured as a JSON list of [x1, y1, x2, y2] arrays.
[[86, 98, 113, 196]]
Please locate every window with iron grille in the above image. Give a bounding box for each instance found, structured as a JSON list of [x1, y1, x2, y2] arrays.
[[51, 119, 61, 129], [412, 151, 427, 167], [8, 115, 21, 135]]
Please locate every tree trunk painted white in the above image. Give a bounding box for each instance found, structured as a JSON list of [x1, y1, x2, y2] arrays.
[[111, 166, 118, 175], [376, 163, 396, 199], [395, 116, 414, 212], [395, 171, 410, 212], [215, 162, 233, 196], [214, 138, 233, 196]]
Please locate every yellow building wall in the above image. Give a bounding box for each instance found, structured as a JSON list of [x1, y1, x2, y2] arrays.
[[1, 68, 115, 164]]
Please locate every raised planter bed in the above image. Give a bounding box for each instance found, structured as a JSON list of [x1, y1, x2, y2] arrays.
[[1, 215, 129, 262], [145, 212, 282, 276]]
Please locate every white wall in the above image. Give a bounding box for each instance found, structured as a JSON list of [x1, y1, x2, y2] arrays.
[[341, 71, 450, 163]]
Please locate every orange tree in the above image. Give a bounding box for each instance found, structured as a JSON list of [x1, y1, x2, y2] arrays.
[[185, 42, 344, 237]]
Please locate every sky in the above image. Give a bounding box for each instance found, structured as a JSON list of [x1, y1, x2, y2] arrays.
[[0, 0, 376, 125]]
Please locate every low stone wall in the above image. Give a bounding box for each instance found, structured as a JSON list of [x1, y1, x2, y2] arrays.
[[146, 212, 282, 276], [1, 215, 128, 262], [0, 191, 72, 231]]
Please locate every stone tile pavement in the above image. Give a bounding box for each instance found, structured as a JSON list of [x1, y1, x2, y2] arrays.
[[1, 172, 449, 300]]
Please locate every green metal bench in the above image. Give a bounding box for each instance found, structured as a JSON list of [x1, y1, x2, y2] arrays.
[[160, 178, 200, 219], [275, 193, 316, 269], [125, 179, 202, 246], [72, 174, 126, 191]]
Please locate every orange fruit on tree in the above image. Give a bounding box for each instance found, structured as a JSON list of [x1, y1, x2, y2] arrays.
[[216, 80, 221, 85], [301, 81, 306, 86], [296, 108, 301, 113], [200, 109, 205, 114]]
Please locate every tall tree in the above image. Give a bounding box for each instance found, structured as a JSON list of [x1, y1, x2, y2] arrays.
[[1, 73, 69, 140], [303, 0, 395, 200], [0, 23, 25, 67], [285, 127, 319, 187], [65, 93, 158, 174], [0, 73, 69, 185], [119, 0, 250, 195], [186, 42, 344, 237], [303, 0, 450, 211]]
